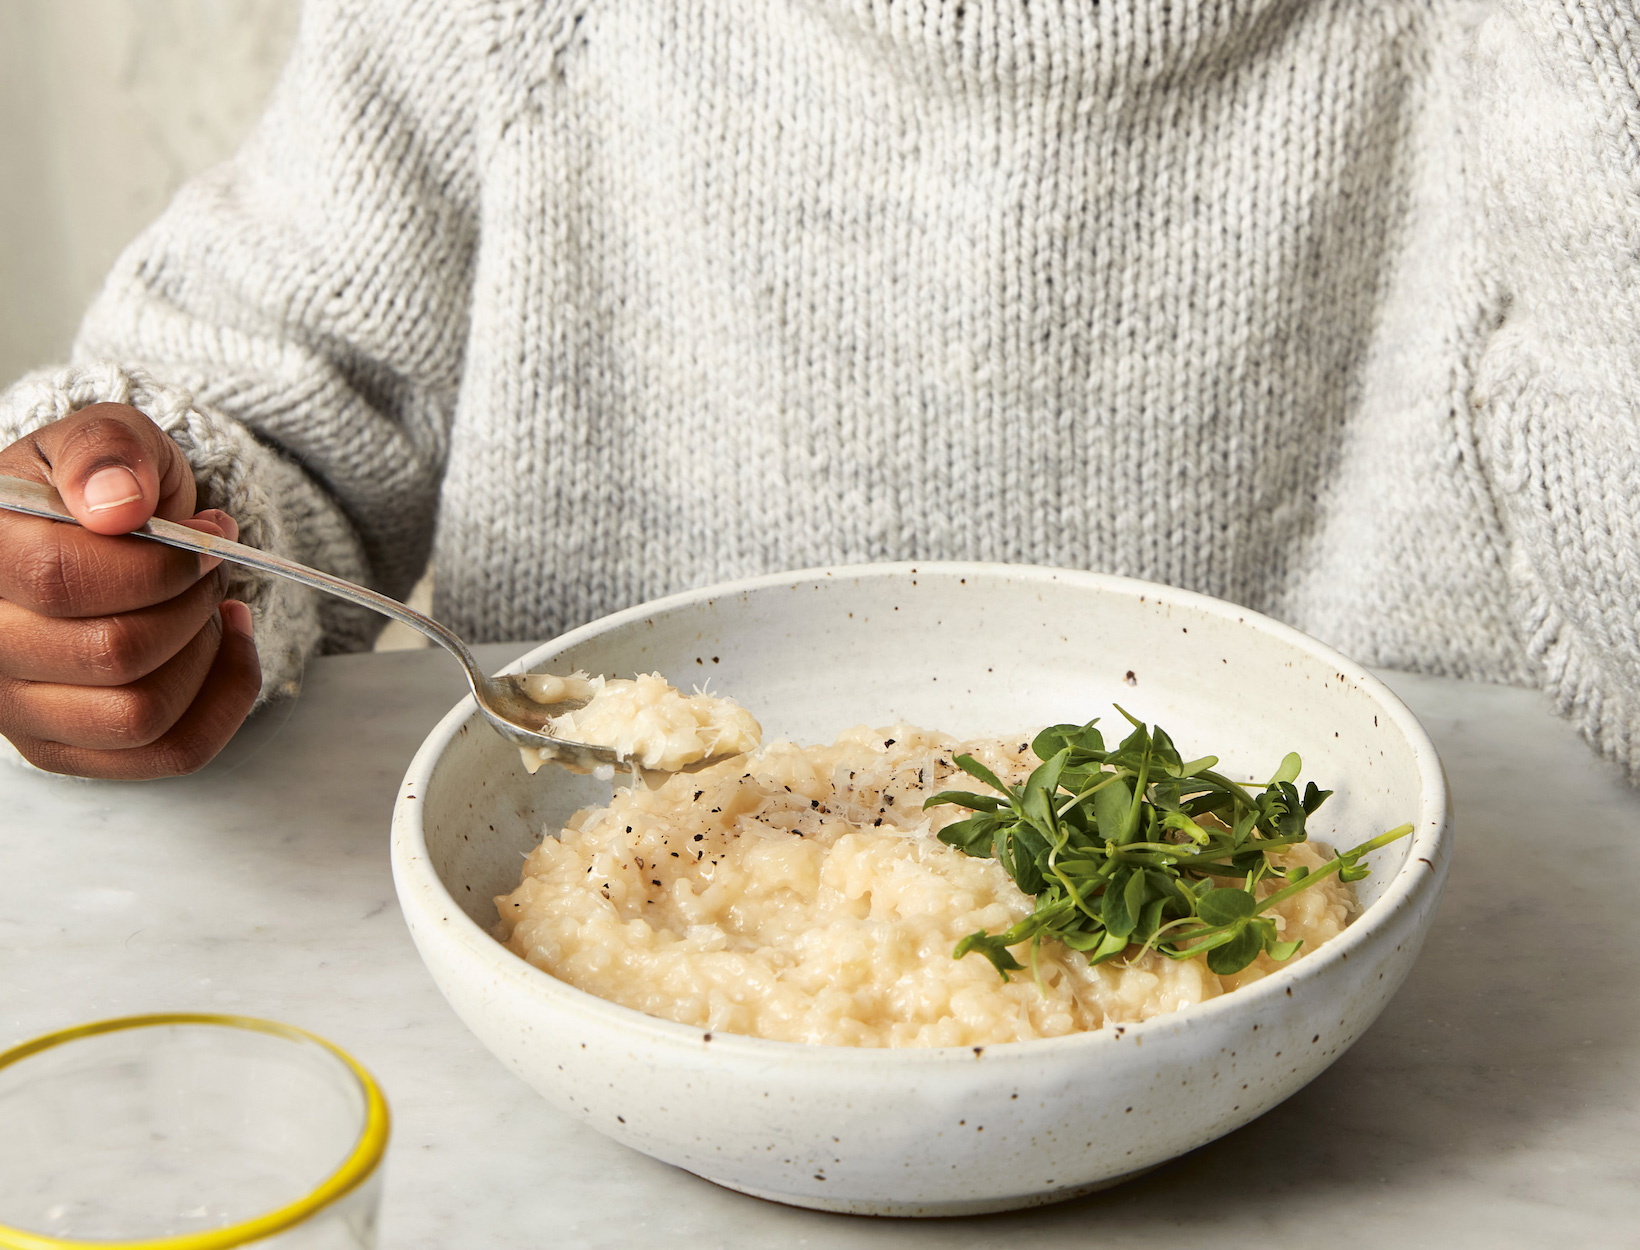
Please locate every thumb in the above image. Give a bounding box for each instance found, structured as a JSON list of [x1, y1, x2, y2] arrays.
[[37, 403, 197, 536]]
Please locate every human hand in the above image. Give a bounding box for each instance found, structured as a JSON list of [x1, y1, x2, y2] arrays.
[[0, 403, 261, 777]]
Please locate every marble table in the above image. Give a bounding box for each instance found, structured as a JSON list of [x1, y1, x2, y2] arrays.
[[4, 645, 1637, 1248]]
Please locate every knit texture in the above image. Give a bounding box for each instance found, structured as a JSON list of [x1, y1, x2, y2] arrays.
[[3, 0, 1639, 776]]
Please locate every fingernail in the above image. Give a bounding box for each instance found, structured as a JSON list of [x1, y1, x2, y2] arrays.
[[83, 465, 144, 512], [221, 600, 254, 638]]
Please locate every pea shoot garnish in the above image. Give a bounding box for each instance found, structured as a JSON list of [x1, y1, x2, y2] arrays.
[[926, 710, 1413, 980]]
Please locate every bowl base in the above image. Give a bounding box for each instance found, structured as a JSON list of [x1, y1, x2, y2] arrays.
[[695, 1164, 1158, 1218]]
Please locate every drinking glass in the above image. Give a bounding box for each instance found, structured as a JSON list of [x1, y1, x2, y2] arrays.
[[0, 1014, 389, 1249]]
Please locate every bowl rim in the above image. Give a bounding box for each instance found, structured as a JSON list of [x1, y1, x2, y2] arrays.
[[391, 560, 1450, 1064]]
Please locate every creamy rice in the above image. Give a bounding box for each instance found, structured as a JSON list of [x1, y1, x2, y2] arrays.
[[496, 722, 1357, 1047], [517, 672, 761, 773]]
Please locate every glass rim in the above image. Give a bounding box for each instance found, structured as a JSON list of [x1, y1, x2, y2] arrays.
[[0, 1013, 391, 1250]]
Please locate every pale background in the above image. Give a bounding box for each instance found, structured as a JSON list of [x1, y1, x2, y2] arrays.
[[0, 0, 430, 646], [0, 0, 298, 385]]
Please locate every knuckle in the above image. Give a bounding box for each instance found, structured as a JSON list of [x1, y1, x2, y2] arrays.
[[13, 546, 77, 616], [105, 687, 175, 748], [81, 617, 148, 685], [59, 405, 152, 457]]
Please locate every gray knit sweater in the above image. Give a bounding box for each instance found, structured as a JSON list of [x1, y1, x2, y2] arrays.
[[4, 1, 1639, 775]]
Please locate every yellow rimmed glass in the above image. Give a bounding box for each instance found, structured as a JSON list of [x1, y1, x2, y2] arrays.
[[0, 1014, 390, 1249]]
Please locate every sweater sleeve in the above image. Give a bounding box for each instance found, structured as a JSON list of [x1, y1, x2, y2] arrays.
[[0, 0, 480, 699], [1464, 1, 1640, 777]]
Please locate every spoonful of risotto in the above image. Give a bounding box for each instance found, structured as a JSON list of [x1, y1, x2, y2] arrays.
[[0, 473, 760, 776]]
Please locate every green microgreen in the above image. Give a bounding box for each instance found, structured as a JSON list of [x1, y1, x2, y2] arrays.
[[926, 710, 1413, 980]]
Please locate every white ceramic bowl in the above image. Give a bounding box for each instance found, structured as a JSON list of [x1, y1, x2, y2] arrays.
[[390, 563, 1449, 1216]]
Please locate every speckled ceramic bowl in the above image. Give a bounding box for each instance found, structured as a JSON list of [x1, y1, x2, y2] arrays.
[[390, 563, 1449, 1216]]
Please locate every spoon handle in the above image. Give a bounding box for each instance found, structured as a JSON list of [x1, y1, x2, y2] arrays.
[[0, 473, 488, 689]]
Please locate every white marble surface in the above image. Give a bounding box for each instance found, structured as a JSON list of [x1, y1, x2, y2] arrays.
[[3, 646, 1637, 1248]]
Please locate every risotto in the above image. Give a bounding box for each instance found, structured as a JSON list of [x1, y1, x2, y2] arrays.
[[516, 671, 762, 773], [495, 720, 1358, 1048]]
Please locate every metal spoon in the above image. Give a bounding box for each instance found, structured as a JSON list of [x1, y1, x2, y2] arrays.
[[0, 472, 722, 775]]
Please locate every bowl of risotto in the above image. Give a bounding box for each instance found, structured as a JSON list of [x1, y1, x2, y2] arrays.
[[390, 562, 1449, 1216]]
